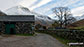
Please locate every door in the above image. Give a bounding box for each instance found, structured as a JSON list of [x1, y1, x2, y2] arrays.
[[5, 24, 16, 34]]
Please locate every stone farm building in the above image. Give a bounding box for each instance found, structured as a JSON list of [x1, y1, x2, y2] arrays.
[[0, 12, 35, 34]]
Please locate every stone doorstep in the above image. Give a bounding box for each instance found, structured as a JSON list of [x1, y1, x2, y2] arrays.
[[67, 42, 84, 46]]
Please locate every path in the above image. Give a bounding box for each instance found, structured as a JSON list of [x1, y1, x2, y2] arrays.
[[0, 33, 66, 47]]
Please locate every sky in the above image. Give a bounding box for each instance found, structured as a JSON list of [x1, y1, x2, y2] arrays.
[[0, 0, 84, 18]]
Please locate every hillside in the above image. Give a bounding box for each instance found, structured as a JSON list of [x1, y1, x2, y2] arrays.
[[67, 19, 84, 28]]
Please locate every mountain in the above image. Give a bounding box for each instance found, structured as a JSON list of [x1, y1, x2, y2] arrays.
[[75, 15, 84, 20], [4, 5, 54, 27], [0, 10, 6, 16], [79, 15, 84, 19], [67, 19, 84, 28]]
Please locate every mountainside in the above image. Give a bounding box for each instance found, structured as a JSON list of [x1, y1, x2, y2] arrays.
[[67, 19, 84, 28], [0, 11, 6, 16], [4, 5, 54, 27], [79, 15, 84, 20], [75, 15, 84, 20]]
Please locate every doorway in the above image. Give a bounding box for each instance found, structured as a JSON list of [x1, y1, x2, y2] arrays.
[[5, 23, 16, 34]]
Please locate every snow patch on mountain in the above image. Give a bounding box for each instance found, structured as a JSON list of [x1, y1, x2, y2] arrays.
[[75, 15, 84, 21]]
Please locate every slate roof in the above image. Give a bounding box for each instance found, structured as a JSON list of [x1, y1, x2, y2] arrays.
[[0, 15, 35, 22]]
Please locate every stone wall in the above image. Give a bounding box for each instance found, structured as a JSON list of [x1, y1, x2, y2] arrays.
[[0, 22, 5, 34], [0, 22, 34, 34], [15, 22, 34, 34], [36, 30, 84, 42]]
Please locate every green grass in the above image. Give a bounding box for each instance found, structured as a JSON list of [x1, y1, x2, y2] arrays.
[[74, 26, 84, 30]]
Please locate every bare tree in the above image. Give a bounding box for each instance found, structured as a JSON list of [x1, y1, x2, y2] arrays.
[[52, 7, 76, 27]]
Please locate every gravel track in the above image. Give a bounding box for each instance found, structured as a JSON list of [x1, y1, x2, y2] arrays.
[[0, 33, 66, 47]]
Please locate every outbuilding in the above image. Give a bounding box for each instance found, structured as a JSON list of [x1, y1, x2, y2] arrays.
[[0, 15, 35, 34]]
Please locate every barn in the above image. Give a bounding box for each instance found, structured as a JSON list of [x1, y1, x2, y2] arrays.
[[0, 12, 35, 34]]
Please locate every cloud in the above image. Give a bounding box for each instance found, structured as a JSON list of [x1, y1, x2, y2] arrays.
[[19, 0, 52, 10], [33, 0, 67, 14], [19, 0, 37, 8], [44, 0, 80, 13], [34, 0, 84, 17], [18, 0, 84, 17], [0, 0, 21, 10], [63, 0, 80, 7], [30, 0, 52, 10], [71, 6, 84, 16], [1, 0, 84, 17], [70, 1, 84, 8], [29, 0, 42, 7]]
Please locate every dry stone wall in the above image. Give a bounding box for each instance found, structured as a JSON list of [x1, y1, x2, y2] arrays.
[[0, 22, 34, 34], [15, 22, 34, 34], [36, 30, 84, 42]]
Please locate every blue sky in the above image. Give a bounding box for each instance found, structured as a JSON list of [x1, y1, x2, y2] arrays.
[[0, 0, 84, 18]]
